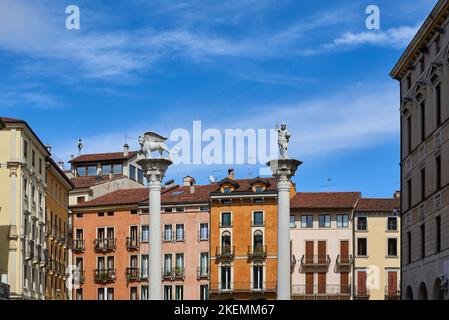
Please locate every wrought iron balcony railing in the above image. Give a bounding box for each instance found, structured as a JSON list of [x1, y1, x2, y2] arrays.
[[384, 286, 400, 300], [94, 269, 116, 283], [197, 267, 209, 280], [291, 284, 351, 297], [210, 281, 277, 294], [72, 239, 85, 253], [354, 286, 370, 299], [336, 254, 353, 267], [215, 246, 235, 259], [248, 245, 267, 258], [94, 238, 116, 251], [126, 237, 140, 250], [300, 254, 331, 267], [126, 267, 140, 281]]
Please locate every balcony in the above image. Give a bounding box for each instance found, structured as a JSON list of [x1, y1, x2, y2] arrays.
[[94, 238, 116, 252], [215, 246, 235, 259], [300, 255, 331, 269], [73, 270, 85, 284], [174, 267, 185, 280], [25, 240, 35, 260], [197, 267, 209, 280], [126, 237, 140, 250], [291, 285, 351, 300], [72, 239, 85, 253], [33, 244, 41, 264], [40, 249, 48, 267], [336, 254, 353, 270], [210, 282, 277, 294], [354, 286, 370, 300], [126, 267, 140, 281], [385, 287, 400, 300], [248, 245, 267, 259], [162, 269, 174, 280], [94, 269, 116, 283]]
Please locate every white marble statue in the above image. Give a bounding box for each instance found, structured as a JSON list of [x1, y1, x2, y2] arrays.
[[275, 122, 291, 159], [139, 132, 172, 159]]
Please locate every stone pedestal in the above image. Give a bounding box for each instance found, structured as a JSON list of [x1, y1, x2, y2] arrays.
[[267, 158, 302, 300], [137, 158, 172, 300]]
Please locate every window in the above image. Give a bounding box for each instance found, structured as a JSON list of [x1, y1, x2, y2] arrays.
[[200, 253, 208, 276], [406, 75, 411, 90], [107, 211, 114, 216], [407, 116, 412, 154], [200, 285, 209, 300], [23, 140, 28, 158], [357, 217, 367, 231], [436, 216, 441, 253], [253, 262, 263, 291], [387, 217, 397, 231], [141, 255, 149, 278], [420, 101, 426, 142], [32, 150, 35, 167], [420, 55, 425, 74], [77, 196, 85, 204], [164, 254, 172, 274], [436, 84, 441, 126], [407, 178, 412, 209], [435, 156, 441, 190], [107, 288, 114, 300], [75, 288, 83, 300], [130, 287, 138, 300], [164, 285, 172, 300], [101, 163, 122, 175], [23, 178, 28, 198], [253, 230, 263, 248], [175, 286, 183, 300], [200, 207, 209, 212], [175, 207, 185, 212], [164, 225, 172, 242], [220, 263, 231, 291], [319, 215, 331, 228], [87, 165, 97, 176], [289, 215, 295, 228], [76, 166, 86, 177], [141, 286, 148, 300], [39, 158, 42, 175], [97, 288, 104, 300], [421, 168, 426, 201], [337, 214, 349, 228], [357, 238, 367, 256], [141, 225, 149, 242], [255, 186, 263, 192], [223, 187, 231, 193], [199, 223, 209, 241], [138, 169, 144, 184], [387, 238, 398, 257], [129, 164, 136, 181], [301, 215, 313, 228], [407, 232, 412, 264], [175, 254, 184, 276], [421, 224, 426, 259], [435, 36, 441, 53], [98, 212, 104, 217], [221, 212, 231, 227], [253, 211, 264, 226]]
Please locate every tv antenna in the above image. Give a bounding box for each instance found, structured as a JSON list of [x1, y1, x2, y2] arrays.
[[320, 178, 336, 189]]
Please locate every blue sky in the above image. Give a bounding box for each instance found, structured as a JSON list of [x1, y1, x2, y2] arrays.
[[0, 0, 438, 197]]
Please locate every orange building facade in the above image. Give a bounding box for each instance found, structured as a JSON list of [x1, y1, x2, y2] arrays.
[[209, 171, 286, 300]]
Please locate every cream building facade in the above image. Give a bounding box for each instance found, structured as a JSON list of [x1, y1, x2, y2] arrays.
[[353, 198, 401, 300], [390, 0, 449, 300], [0, 117, 49, 299]]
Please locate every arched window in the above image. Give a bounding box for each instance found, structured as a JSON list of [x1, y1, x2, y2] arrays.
[[253, 230, 263, 248], [220, 261, 231, 291], [221, 231, 231, 247], [253, 261, 263, 291]]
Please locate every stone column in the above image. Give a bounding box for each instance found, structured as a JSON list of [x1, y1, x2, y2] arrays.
[[267, 158, 301, 300], [137, 158, 172, 300]]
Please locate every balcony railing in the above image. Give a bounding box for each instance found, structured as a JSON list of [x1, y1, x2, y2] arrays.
[[162, 269, 174, 280], [291, 284, 351, 297], [197, 267, 209, 280], [94, 269, 116, 283], [248, 245, 267, 258], [384, 287, 400, 300], [174, 267, 185, 279], [216, 246, 235, 259], [354, 286, 370, 299], [336, 254, 353, 268], [210, 282, 277, 294], [72, 239, 85, 253], [73, 270, 85, 284], [126, 237, 140, 250], [300, 255, 331, 268], [126, 267, 140, 281], [94, 238, 116, 251]]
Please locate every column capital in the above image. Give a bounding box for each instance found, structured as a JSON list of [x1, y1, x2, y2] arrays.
[[267, 158, 302, 185], [137, 158, 173, 186]]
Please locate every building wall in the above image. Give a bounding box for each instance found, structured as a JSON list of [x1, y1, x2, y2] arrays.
[[290, 209, 353, 300], [396, 0, 449, 300], [354, 213, 401, 300], [210, 196, 278, 299], [45, 165, 71, 300], [0, 123, 47, 299]]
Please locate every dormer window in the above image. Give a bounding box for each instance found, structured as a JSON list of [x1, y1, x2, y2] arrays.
[[101, 163, 122, 175]]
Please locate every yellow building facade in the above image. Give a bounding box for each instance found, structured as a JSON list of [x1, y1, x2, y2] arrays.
[[353, 198, 401, 300], [45, 159, 73, 300], [0, 117, 50, 299]]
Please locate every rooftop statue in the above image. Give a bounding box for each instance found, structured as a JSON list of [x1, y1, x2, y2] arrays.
[[138, 132, 173, 160], [275, 122, 291, 159]]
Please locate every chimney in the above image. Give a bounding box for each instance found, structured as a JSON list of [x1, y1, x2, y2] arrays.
[[123, 144, 129, 157], [164, 179, 176, 189], [227, 168, 235, 180], [190, 185, 195, 194], [57, 161, 64, 170], [183, 176, 195, 187], [393, 190, 401, 199]]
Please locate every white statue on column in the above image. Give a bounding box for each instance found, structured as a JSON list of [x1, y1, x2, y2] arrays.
[[138, 132, 173, 159], [275, 123, 291, 159]]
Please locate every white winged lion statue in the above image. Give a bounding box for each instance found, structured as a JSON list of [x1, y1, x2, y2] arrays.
[[138, 132, 173, 159]]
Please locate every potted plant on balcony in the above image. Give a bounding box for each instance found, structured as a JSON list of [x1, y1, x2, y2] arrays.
[[175, 267, 183, 277]]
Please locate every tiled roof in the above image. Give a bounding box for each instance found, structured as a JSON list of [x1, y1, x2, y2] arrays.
[[69, 151, 138, 163], [161, 184, 217, 204], [214, 178, 277, 192], [291, 192, 361, 209], [355, 198, 400, 212], [0, 117, 25, 123], [71, 175, 126, 189], [72, 188, 149, 208]]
